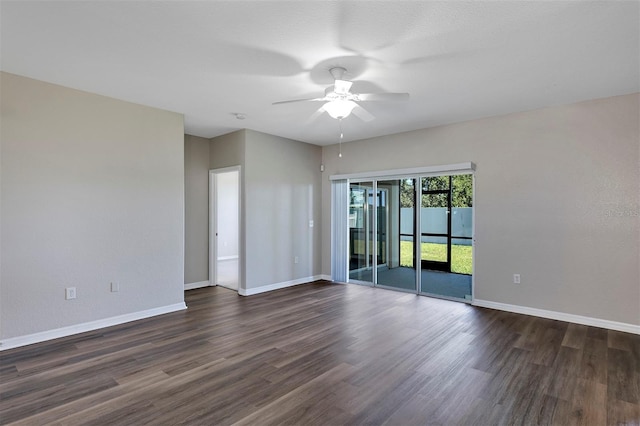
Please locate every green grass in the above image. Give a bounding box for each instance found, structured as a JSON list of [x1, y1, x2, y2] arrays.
[[400, 241, 472, 275]]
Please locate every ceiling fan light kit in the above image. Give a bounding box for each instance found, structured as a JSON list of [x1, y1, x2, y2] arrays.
[[324, 99, 357, 119]]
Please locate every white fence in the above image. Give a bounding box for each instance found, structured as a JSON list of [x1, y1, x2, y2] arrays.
[[401, 207, 473, 245]]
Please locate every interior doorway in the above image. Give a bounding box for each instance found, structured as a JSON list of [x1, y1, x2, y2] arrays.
[[209, 167, 240, 291]]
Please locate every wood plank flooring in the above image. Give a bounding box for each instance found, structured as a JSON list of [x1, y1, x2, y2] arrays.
[[1, 281, 638, 425]]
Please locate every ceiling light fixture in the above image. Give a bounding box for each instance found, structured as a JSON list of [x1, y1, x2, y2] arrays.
[[324, 100, 356, 120]]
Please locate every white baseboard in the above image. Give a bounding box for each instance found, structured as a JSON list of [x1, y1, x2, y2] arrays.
[[239, 275, 324, 296], [473, 299, 640, 335], [0, 302, 187, 351], [319, 274, 333, 281], [184, 280, 211, 290]]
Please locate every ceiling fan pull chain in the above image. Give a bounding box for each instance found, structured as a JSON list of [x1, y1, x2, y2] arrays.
[[339, 118, 343, 158]]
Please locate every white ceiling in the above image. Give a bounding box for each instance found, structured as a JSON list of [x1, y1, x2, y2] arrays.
[[1, 1, 638, 146]]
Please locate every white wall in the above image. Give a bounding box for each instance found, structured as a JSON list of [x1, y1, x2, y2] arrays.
[[322, 94, 640, 327], [216, 171, 239, 259], [244, 130, 322, 291], [184, 134, 210, 284], [1, 72, 186, 341]]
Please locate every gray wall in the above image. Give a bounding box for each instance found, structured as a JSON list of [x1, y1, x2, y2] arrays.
[[210, 130, 246, 291], [210, 130, 245, 170], [206, 129, 322, 292], [322, 93, 639, 326], [184, 134, 210, 284], [244, 130, 322, 290], [1, 72, 185, 340], [184, 130, 246, 286]]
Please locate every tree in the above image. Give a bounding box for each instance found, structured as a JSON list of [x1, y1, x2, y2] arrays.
[[452, 174, 473, 207], [399, 179, 415, 207], [399, 175, 473, 208]]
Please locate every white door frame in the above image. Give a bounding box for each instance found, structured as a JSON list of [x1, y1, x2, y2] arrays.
[[209, 166, 241, 290]]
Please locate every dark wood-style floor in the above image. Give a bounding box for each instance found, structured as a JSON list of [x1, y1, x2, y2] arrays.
[[1, 281, 638, 425]]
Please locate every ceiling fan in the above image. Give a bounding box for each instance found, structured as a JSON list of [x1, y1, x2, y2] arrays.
[[272, 67, 409, 121]]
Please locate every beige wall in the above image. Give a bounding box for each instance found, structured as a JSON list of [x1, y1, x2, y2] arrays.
[[1, 72, 186, 340], [184, 134, 210, 284], [321, 94, 640, 326]]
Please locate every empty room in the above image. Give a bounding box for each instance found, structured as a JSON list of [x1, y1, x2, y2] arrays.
[[1, 1, 639, 425]]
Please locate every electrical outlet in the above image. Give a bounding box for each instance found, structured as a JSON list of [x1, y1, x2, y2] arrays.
[[110, 282, 120, 293], [513, 274, 521, 284], [65, 287, 77, 300], [294, 256, 299, 264]]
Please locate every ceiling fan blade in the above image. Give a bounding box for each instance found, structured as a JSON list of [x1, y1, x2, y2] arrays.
[[272, 97, 325, 105], [351, 104, 375, 122], [357, 93, 410, 102], [304, 105, 328, 125]]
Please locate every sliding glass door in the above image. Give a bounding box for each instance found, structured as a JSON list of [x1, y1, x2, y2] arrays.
[[376, 179, 416, 292], [420, 175, 473, 300], [342, 170, 473, 303], [348, 182, 373, 282], [420, 176, 451, 273], [348, 181, 391, 283]]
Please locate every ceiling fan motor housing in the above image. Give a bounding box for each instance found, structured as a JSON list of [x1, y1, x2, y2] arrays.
[[329, 66, 347, 80]]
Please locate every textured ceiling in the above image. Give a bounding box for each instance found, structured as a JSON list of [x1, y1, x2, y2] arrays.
[[1, 1, 638, 145]]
